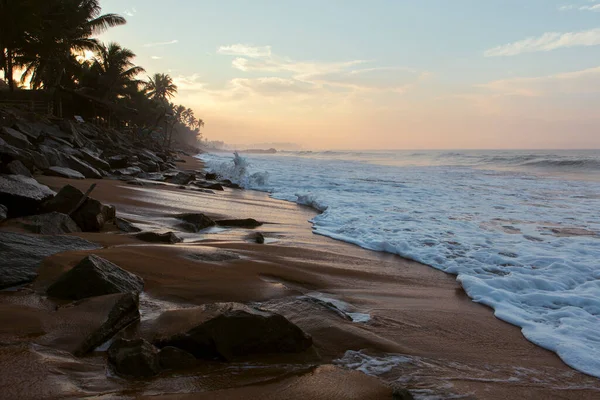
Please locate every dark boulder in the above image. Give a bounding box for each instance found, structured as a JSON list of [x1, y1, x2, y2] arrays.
[[392, 388, 415, 400], [108, 155, 129, 169], [175, 213, 215, 232], [47, 254, 144, 300], [67, 155, 102, 179], [12, 212, 81, 235], [167, 172, 195, 185], [205, 172, 217, 180], [108, 338, 160, 378], [79, 149, 111, 171], [45, 166, 85, 179], [4, 160, 32, 177], [158, 346, 197, 370], [0, 137, 21, 159], [113, 166, 143, 177], [115, 217, 142, 233], [0, 231, 99, 289], [135, 231, 182, 244], [0, 204, 6, 222], [216, 218, 262, 228], [155, 303, 313, 361], [138, 172, 166, 182], [0, 174, 55, 217], [42, 185, 115, 231], [192, 181, 224, 191], [26, 150, 50, 171], [0, 126, 31, 148], [38, 145, 71, 168], [254, 232, 265, 244], [13, 120, 41, 141]]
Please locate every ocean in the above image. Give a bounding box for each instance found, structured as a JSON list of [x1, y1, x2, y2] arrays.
[[199, 149, 600, 378]]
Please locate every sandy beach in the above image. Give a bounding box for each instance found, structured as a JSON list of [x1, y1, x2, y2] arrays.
[[0, 154, 597, 399]]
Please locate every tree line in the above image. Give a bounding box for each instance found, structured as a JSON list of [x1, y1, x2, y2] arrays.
[[0, 0, 203, 147]]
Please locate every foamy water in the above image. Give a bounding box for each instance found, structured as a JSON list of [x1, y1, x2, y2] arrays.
[[200, 150, 600, 378]]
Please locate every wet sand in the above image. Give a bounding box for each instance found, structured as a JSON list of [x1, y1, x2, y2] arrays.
[[1, 155, 599, 399]]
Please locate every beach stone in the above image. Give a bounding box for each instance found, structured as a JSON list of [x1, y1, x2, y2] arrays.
[[79, 148, 110, 171], [108, 338, 160, 378], [0, 126, 31, 148], [47, 254, 144, 301], [42, 185, 115, 231], [4, 160, 32, 177], [38, 145, 71, 168], [138, 172, 166, 182], [26, 150, 50, 171], [13, 120, 41, 140], [45, 166, 85, 179], [0, 204, 6, 222], [254, 232, 265, 244], [113, 166, 143, 177], [67, 155, 102, 179], [12, 212, 81, 235], [0, 231, 99, 289], [216, 218, 262, 228], [167, 172, 195, 185], [108, 155, 129, 169], [127, 179, 146, 186], [116, 217, 142, 233], [175, 213, 215, 232], [205, 172, 217, 180], [158, 346, 197, 370], [0, 174, 55, 217], [393, 388, 415, 400], [0, 137, 21, 159], [35, 292, 140, 357], [154, 302, 313, 361], [138, 149, 163, 164], [135, 231, 182, 244]]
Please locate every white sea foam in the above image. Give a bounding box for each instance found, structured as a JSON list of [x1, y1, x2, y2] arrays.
[[200, 150, 600, 378]]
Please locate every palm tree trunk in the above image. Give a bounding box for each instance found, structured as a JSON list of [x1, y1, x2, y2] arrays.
[[6, 48, 14, 92]]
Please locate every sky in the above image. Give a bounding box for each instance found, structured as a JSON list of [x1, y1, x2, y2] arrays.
[[97, 0, 600, 150]]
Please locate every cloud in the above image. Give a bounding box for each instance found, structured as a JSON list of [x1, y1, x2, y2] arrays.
[[143, 40, 179, 48], [479, 66, 600, 96], [217, 44, 272, 58], [151, 56, 162, 60], [484, 28, 600, 56], [123, 8, 137, 17]]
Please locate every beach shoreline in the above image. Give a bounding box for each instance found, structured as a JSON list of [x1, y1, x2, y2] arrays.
[[0, 154, 599, 399]]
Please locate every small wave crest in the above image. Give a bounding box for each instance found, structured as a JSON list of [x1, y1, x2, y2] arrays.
[[205, 152, 269, 188]]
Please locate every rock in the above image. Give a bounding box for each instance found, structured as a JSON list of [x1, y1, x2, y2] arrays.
[[13, 120, 41, 140], [108, 338, 160, 378], [0, 231, 99, 289], [41, 184, 115, 231], [38, 145, 71, 168], [79, 149, 111, 171], [135, 231, 182, 244], [0, 204, 7, 222], [67, 155, 102, 179], [47, 254, 144, 300], [254, 232, 265, 244], [0, 126, 31, 148], [127, 179, 145, 186], [0, 137, 21, 159], [216, 218, 262, 228], [392, 388, 415, 400], [113, 166, 143, 177], [0, 175, 55, 217], [11, 212, 81, 235], [138, 172, 166, 182], [4, 160, 32, 177], [158, 346, 197, 370], [45, 166, 85, 179], [26, 150, 50, 171], [167, 172, 195, 185], [205, 172, 217, 180], [175, 213, 215, 232], [115, 217, 142, 233], [192, 181, 224, 191], [190, 188, 215, 194], [108, 155, 128, 169], [155, 303, 313, 361], [138, 149, 163, 164]]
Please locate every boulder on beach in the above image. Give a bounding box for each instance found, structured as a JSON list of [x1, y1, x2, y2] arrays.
[[393, 388, 415, 400], [205, 172, 217, 180], [45, 166, 85, 179], [113, 166, 143, 177], [153, 302, 313, 361], [167, 171, 196, 185], [0, 204, 6, 222], [116, 217, 142, 233], [47, 254, 144, 301], [108, 338, 160, 378], [1, 126, 32, 148], [175, 213, 215, 232], [158, 346, 197, 370], [67, 155, 102, 179], [4, 160, 32, 177], [37, 292, 140, 356], [216, 218, 262, 228], [108, 154, 129, 169], [135, 231, 182, 244], [192, 181, 224, 191], [0, 174, 55, 217], [253, 232, 265, 244], [79, 148, 111, 171], [11, 212, 81, 235], [42, 184, 115, 231], [0, 231, 99, 289]]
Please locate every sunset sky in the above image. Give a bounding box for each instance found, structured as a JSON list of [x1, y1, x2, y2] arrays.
[[98, 0, 600, 150]]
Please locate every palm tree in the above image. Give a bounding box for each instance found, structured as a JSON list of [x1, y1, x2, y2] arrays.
[[145, 73, 177, 101], [19, 0, 126, 89], [90, 42, 145, 100]]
